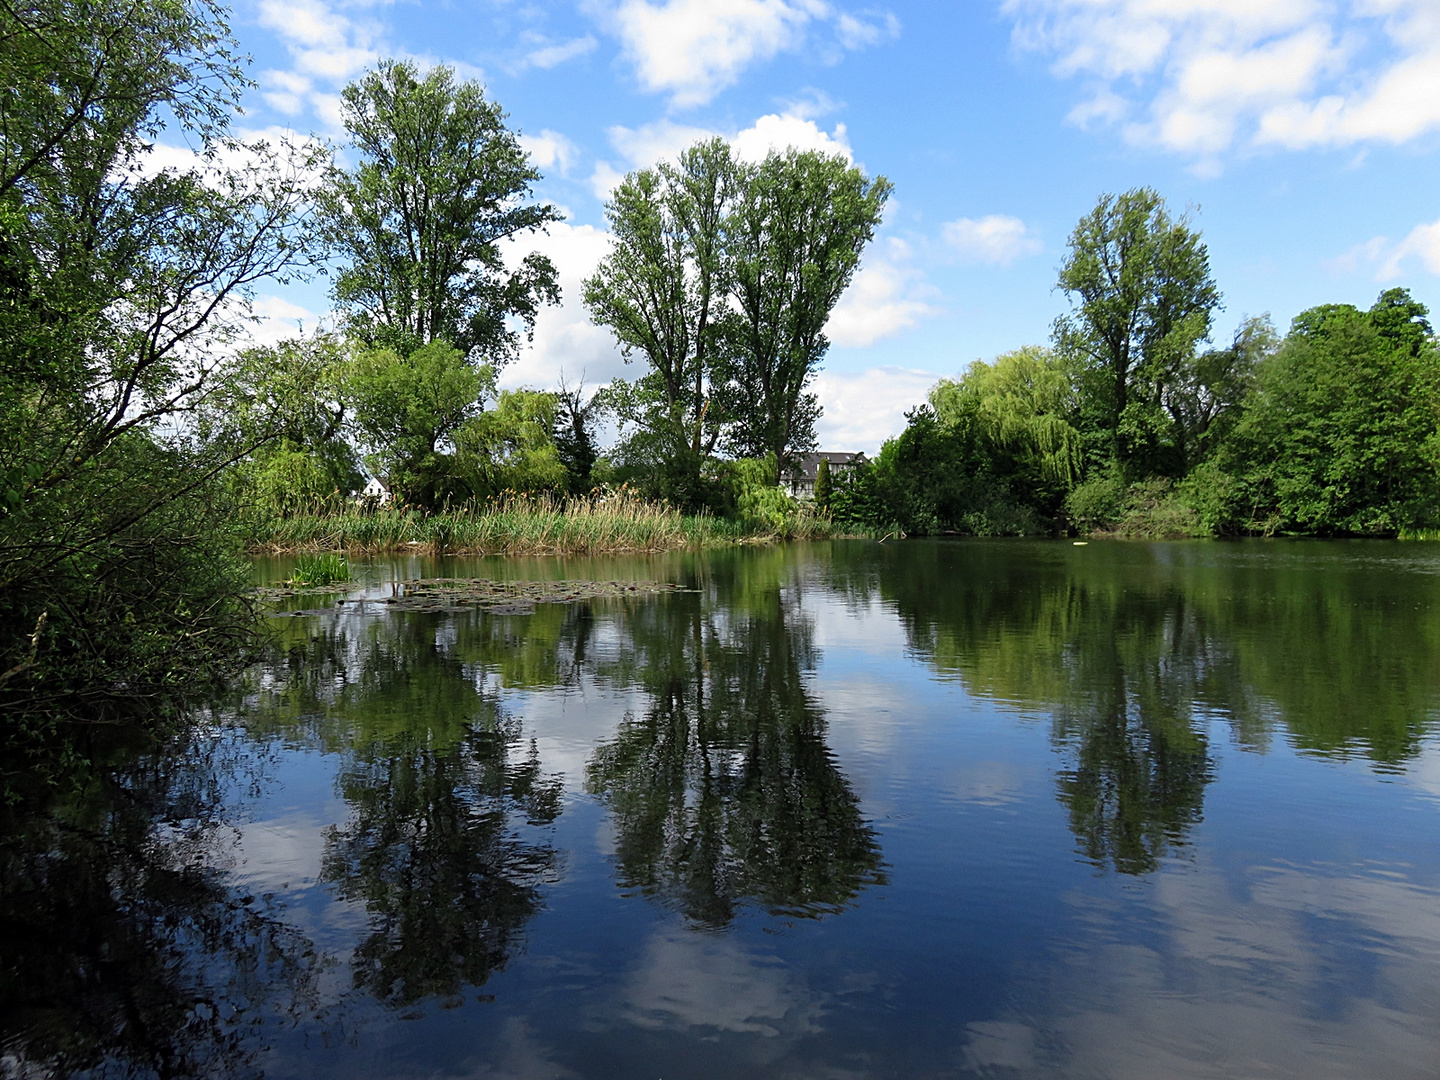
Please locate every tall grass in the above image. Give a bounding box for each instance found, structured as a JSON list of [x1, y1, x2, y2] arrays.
[[246, 491, 842, 555]]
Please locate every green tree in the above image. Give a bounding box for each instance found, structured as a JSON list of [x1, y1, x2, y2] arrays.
[[205, 334, 363, 515], [722, 150, 891, 473], [320, 60, 561, 360], [814, 456, 832, 511], [453, 389, 569, 497], [584, 139, 737, 507], [930, 346, 1082, 517], [0, 0, 317, 768], [1055, 188, 1221, 478], [345, 341, 493, 507], [1222, 289, 1440, 535]]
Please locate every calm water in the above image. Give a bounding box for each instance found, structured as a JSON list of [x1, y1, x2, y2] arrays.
[[6, 539, 1440, 1079]]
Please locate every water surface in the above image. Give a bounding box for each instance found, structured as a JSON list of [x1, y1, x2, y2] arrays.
[[6, 540, 1440, 1078]]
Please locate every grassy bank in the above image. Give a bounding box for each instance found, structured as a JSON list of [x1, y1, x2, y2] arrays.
[[245, 492, 842, 555]]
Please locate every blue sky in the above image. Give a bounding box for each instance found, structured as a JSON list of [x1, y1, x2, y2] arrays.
[[217, 0, 1440, 452]]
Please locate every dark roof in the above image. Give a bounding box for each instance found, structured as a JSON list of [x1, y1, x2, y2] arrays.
[[785, 452, 867, 482]]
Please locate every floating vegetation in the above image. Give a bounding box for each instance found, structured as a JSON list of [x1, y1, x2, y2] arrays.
[[386, 578, 694, 614], [290, 552, 351, 585], [260, 578, 694, 617]]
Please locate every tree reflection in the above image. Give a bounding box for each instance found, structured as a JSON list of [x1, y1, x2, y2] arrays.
[[862, 539, 1440, 873], [0, 733, 319, 1079], [586, 565, 885, 928], [245, 613, 563, 1004]]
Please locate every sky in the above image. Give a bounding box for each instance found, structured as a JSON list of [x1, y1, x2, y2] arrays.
[[214, 0, 1440, 453]]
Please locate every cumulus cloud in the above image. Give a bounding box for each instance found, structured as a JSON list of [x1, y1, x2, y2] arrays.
[[1328, 217, 1440, 280], [498, 222, 628, 392], [1005, 0, 1440, 159], [256, 0, 381, 131], [941, 214, 1043, 265], [811, 366, 939, 453], [826, 237, 937, 348], [589, 111, 853, 197], [604, 0, 898, 107], [258, 0, 379, 83], [520, 129, 581, 177], [732, 112, 852, 161]]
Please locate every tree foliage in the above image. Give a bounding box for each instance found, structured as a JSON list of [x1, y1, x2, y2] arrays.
[[1054, 188, 1221, 477], [0, 0, 318, 766], [584, 139, 736, 485], [588, 141, 889, 500], [320, 60, 561, 360], [1220, 289, 1440, 535], [722, 150, 891, 471]]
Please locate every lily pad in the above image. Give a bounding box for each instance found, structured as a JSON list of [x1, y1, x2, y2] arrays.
[[384, 578, 693, 614]]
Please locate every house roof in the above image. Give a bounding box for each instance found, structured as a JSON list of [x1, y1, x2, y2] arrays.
[[785, 452, 867, 483]]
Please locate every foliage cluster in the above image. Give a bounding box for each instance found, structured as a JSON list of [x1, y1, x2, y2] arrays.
[[829, 188, 1440, 539]]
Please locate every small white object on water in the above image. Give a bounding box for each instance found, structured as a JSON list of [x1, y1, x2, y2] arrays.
[[1073, 541, 1088, 546]]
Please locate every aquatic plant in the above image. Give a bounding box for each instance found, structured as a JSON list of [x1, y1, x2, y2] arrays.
[[290, 553, 351, 585]]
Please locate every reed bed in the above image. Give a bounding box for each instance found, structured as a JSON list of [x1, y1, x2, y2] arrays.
[[246, 491, 837, 555]]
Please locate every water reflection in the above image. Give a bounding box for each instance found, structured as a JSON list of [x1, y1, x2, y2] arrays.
[[0, 734, 318, 1078], [863, 540, 1440, 873], [585, 572, 886, 927], [245, 617, 564, 1004]]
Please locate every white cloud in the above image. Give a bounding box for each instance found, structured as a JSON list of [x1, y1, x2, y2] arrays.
[[520, 129, 581, 177], [590, 111, 852, 198], [826, 237, 937, 347], [1006, 0, 1440, 158], [588, 161, 628, 201], [498, 222, 628, 392], [1329, 217, 1440, 280], [732, 112, 851, 161], [941, 215, 1043, 265], [259, 0, 379, 82], [240, 294, 321, 348], [607, 118, 722, 170], [523, 35, 599, 70], [604, 0, 898, 108], [812, 366, 938, 453]]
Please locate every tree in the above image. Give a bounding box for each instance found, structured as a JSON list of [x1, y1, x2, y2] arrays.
[[452, 389, 569, 497], [722, 150, 891, 472], [1055, 188, 1220, 478], [931, 346, 1082, 510], [1163, 315, 1276, 470], [345, 341, 493, 507], [584, 139, 737, 505], [0, 0, 318, 767], [320, 60, 561, 361], [814, 456, 832, 511], [205, 334, 363, 515], [553, 380, 601, 494], [1222, 289, 1440, 535]]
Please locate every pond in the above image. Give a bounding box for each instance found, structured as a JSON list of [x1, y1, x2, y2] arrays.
[[5, 539, 1440, 1079]]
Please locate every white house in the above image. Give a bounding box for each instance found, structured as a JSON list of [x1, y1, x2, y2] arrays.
[[783, 452, 868, 500]]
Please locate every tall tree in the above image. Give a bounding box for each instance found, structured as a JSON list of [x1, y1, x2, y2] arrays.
[[320, 60, 561, 361], [584, 138, 737, 503], [722, 150, 891, 473], [1223, 289, 1440, 536], [0, 0, 318, 755], [1054, 188, 1220, 477]]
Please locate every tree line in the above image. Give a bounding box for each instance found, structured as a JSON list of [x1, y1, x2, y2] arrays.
[[827, 190, 1440, 538]]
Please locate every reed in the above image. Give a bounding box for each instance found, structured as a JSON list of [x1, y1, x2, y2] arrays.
[[246, 491, 842, 555]]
